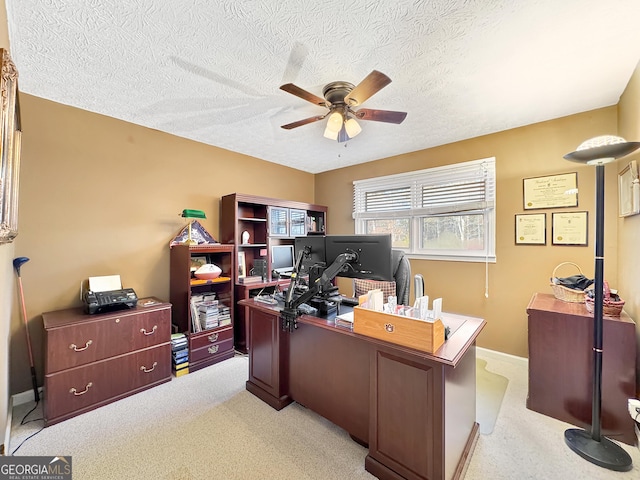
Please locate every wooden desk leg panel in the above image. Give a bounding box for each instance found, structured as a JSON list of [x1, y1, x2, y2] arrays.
[[245, 308, 291, 410], [367, 349, 444, 480], [289, 321, 370, 444], [366, 345, 477, 480]]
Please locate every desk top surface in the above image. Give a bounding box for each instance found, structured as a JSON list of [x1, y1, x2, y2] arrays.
[[239, 298, 485, 367]]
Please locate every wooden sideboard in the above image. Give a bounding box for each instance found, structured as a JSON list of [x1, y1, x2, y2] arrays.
[[241, 298, 485, 480], [526, 292, 637, 445], [42, 298, 172, 426]]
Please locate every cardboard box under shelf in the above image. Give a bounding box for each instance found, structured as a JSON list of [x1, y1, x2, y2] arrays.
[[353, 306, 445, 353]]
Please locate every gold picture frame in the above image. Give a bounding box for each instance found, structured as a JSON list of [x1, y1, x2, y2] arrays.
[[523, 172, 578, 210], [0, 49, 21, 244]]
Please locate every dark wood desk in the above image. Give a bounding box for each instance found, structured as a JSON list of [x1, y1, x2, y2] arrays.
[[240, 299, 486, 480], [527, 292, 637, 445]]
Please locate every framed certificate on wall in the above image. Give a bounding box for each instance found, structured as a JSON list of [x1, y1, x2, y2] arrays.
[[552, 211, 588, 246], [515, 213, 546, 245], [523, 172, 578, 210]]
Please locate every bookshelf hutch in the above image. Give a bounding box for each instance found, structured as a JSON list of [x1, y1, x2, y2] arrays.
[[220, 193, 328, 352]]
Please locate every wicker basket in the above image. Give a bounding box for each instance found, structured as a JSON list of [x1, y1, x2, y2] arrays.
[[584, 281, 625, 316], [549, 262, 586, 302]]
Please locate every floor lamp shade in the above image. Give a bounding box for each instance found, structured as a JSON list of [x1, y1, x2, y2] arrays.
[[563, 135, 640, 472]]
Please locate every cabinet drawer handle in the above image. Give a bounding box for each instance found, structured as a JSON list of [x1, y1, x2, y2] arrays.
[[208, 345, 219, 355], [208, 333, 219, 342], [69, 340, 93, 352], [140, 361, 158, 373], [70, 382, 93, 396], [140, 325, 158, 336]]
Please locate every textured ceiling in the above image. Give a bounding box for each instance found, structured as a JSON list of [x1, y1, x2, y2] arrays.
[[6, 0, 640, 173]]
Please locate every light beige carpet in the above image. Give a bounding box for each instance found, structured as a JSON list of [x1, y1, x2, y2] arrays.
[[8, 350, 640, 479], [476, 357, 509, 435]]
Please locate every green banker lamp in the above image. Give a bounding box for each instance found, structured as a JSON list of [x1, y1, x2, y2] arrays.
[[180, 209, 206, 245]]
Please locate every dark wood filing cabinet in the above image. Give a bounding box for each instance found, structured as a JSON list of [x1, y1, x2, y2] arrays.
[[42, 298, 172, 426], [526, 292, 637, 445]]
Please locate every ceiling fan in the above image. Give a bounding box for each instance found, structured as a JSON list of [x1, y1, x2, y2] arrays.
[[279, 70, 407, 142]]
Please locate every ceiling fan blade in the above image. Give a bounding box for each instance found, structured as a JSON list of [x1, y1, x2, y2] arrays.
[[281, 114, 328, 130], [344, 70, 392, 106], [354, 108, 407, 124], [280, 83, 327, 107]]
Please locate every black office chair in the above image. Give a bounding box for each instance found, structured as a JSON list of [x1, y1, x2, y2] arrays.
[[392, 250, 411, 305]]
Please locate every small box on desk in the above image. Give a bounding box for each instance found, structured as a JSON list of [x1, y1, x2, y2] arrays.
[[352, 306, 445, 354]]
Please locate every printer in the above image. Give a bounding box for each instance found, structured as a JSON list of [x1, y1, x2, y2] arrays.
[[82, 275, 138, 314]]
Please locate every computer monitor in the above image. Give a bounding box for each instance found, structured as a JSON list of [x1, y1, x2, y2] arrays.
[[270, 244, 295, 275], [324, 234, 393, 281], [293, 236, 327, 275]]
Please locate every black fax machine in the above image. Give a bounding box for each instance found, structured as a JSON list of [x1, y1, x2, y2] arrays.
[[83, 288, 138, 314]]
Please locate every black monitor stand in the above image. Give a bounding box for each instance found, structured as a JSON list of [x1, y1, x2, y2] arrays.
[[281, 251, 356, 332]]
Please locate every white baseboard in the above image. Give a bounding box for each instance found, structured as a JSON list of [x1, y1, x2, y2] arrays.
[[3, 396, 13, 456], [477, 347, 528, 367], [11, 387, 43, 407]]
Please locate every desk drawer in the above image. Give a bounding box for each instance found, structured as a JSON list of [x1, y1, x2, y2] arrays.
[[44, 343, 171, 422], [190, 337, 234, 364], [190, 326, 233, 350], [46, 309, 171, 373]]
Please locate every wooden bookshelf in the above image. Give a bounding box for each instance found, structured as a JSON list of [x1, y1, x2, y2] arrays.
[[169, 244, 235, 372]]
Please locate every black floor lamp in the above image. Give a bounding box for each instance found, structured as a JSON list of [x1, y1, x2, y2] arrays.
[[563, 135, 640, 472]]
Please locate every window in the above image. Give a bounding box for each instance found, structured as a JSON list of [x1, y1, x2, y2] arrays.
[[353, 157, 496, 262]]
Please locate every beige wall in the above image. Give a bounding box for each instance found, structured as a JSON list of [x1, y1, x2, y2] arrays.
[[617, 59, 640, 396], [316, 107, 620, 359], [1, 0, 12, 451], [9, 94, 316, 395]]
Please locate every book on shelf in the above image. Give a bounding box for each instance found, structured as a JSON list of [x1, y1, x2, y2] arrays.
[[174, 367, 189, 377], [172, 348, 188, 359], [190, 293, 217, 333], [173, 360, 189, 369], [173, 355, 188, 365], [198, 300, 220, 330], [238, 275, 263, 284]]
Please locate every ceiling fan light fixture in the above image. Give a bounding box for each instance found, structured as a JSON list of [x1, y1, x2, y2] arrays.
[[326, 110, 343, 132], [323, 123, 340, 140], [345, 117, 362, 138], [279, 70, 406, 141]]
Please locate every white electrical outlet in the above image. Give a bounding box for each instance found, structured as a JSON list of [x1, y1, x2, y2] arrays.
[[628, 398, 640, 420]]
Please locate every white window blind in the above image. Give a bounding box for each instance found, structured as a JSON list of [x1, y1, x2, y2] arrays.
[[353, 157, 496, 262]]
